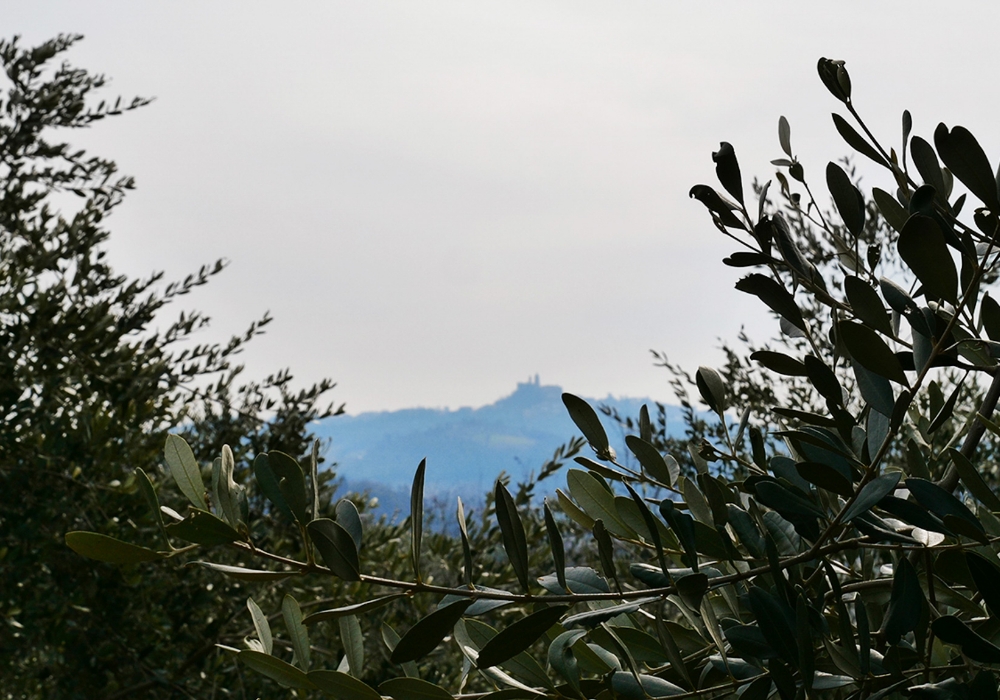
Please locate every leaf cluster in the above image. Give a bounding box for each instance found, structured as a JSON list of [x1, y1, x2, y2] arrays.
[[0, 35, 345, 698], [60, 55, 1000, 700]]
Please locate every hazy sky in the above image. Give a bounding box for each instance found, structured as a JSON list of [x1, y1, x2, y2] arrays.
[[9, 3, 1000, 412]]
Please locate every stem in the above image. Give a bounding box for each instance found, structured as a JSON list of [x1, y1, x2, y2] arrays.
[[938, 369, 1000, 491], [226, 537, 867, 605]]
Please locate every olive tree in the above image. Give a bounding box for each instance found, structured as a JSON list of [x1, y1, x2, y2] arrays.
[[68, 59, 1000, 699], [0, 35, 341, 698]]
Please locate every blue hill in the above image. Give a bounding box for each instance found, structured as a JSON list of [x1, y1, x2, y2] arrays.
[[311, 377, 687, 511]]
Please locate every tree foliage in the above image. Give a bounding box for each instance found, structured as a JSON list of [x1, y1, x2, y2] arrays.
[[56, 50, 1000, 700], [0, 35, 343, 698]]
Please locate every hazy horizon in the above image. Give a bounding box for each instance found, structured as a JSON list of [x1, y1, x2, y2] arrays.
[[8, 3, 1000, 412], [333, 373, 669, 416]]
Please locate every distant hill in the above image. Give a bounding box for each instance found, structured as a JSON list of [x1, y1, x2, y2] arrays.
[[311, 377, 687, 511]]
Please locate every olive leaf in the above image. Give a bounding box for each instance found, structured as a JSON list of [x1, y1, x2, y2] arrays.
[[477, 604, 570, 669], [494, 480, 530, 592], [391, 600, 474, 664], [65, 531, 164, 565], [410, 458, 426, 580], [164, 434, 207, 511], [897, 215, 959, 304], [562, 393, 614, 461]]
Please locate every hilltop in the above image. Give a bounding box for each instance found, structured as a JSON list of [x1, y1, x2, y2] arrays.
[[311, 377, 686, 509]]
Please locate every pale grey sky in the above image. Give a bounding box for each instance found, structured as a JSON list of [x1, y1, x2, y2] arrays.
[[8, 2, 1000, 412]]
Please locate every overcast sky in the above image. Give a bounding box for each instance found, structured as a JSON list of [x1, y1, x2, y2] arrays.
[[9, 2, 1000, 413]]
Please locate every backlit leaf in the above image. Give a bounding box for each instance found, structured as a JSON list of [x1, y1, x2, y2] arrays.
[[934, 123, 1000, 211], [755, 481, 823, 519], [948, 449, 1000, 511], [804, 355, 844, 407], [562, 393, 614, 460], [905, 478, 983, 533], [690, 184, 747, 230], [215, 444, 241, 527], [713, 142, 744, 206], [751, 349, 808, 376], [253, 453, 293, 521], [841, 472, 901, 522], [982, 294, 1000, 341], [735, 274, 805, 331], [238, 650, 314, 689], [283, 595, 310, 670], [796, 594, 815, 690], [268, 451, 309, 524], [872, 187, 909, 233], [308, 670, 381, 700], [639, 404, 652, 442], [910, 136, 947, 198], [308, 518, 361, 581], [726, 505, 765, 558], [247, 597, 272, 655], [164, 434, 207, 511], [659, 500, 699, 570], [898, 215, 958, 304], [303, 595, 406, 625], [166, 509, 240, 546], [340, 614, 364, 677], [796, 462, 853, 498], [696, 366, 728, 414], [625, 435, 677, 486], [832, 113, 887, 167], [335, 498, 363, 553], [495, 480, 530, 592], [827, 162, 865, 236], [778, 116, 792, 157], [624, 482, 668, 578], [65, 531, 163, 565], [411, 459, 425, 580], [839, 321, 908, 385], [543, 500, 566, 594], [682, 475, 714, 525], [844, 276, 894, 336], [135, 467, 168, 546], [555, 488, 594, 530], [194, 562, 298, 582], [851, 359, 895, 416], [457, 497, 474, 587], [566, 469, 632, 537], [928, 382, 962, 434], [563, 599, 655, 629], [884, 559, 922, 645], [592, 519, 618, 589]]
